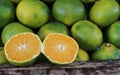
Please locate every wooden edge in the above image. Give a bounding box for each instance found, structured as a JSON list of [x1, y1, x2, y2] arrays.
[[0, 59, 120, 71]]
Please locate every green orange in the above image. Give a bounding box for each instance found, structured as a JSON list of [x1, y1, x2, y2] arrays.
[[105, 21, 120, 48], [91, 43, 120, 61], [0, 0, 15, 28], [52, 0, 85, 26], [38, 22, 70, 41], [75, 48, 89, 61], [71, 20, 103, 51], [1, 22, 33, 44], [16, 0, 50, 29], [0, 47, 8, 64], [89, 0, 120, 28]]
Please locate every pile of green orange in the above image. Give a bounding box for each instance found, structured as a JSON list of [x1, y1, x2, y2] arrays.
[[0, 0, 120, 66]]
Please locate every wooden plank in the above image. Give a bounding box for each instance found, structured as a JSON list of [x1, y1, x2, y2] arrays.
[[0, 60, 120, 75], [0, 60, 120, 70]]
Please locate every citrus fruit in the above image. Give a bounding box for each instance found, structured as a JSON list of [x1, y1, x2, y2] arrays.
[[43, 33, 79, 64], [91, 43, 120, 61], [16, 0, 50, 29], [52, 0, 85, 26], [10, 0, 21, 4], [105, 21, 120, 48], [75, 48, 89, 61], [38, 22, 70, 41], [0, 0, 15, 28], [1, 22, 33, 44], [0, 47, 8, 64], [71, 20, 103, 51], [89, 0, 120, 28], [5, 32, 42, 66]]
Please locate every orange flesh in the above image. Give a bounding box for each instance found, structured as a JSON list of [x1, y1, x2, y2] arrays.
[[5, 33, 41, 61], [44, 34, 78, 63]]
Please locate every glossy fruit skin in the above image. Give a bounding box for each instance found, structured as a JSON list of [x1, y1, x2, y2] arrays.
[[16, 0, 50, 29], [91, 43, 120, 61], [0, 0, 15, 28], [89, 0, 120, 28], [71, 20, 103, 51], [105, 21, 120, 48], [38, 22, 70, 41], [52, 0, 85, 26], [75, 49, 89, 61], [0, 47, 8, 64], [1, 22, 33, 44]]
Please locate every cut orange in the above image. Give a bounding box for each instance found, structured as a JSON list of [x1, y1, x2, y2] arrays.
[[43, 33, 79, 64], [5, 32, 42, 66]]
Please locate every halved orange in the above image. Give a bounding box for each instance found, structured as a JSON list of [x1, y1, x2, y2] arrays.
[[5, 32, 42, 66], [43, 33, 79, 64]]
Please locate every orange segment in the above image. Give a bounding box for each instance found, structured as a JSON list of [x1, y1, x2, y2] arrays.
[[5, 32, 42, 62], [43, 33, 79, 64]]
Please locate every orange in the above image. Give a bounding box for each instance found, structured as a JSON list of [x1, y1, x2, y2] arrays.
[[16, 0, 50, 29], [38, 22, 70, 41], [43, 33, 79, 64], [91, 43, 120, 61], [71, 20, 103, 51], [1, 22, 33, 45], [75, 48, 89, 61], [0, 0, 16, 28], [105, 21, 120, 48], [0, 47, 8, 64], [52, 0, 85, 26], [5, 32, 42, 66], [89, 0, 120, 28]]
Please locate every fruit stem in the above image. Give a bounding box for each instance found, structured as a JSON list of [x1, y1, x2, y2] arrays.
[[106, 43, 111, 47]]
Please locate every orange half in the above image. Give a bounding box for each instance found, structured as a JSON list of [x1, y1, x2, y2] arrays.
[[5, 32, 42, 66], [43, 33, 79, 64]]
